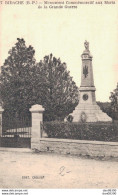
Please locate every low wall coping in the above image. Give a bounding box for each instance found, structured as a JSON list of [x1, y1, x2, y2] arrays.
[[40, 138, 118, 146]]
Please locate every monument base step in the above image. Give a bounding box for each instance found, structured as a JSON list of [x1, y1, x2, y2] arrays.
[[70, 104, 112, 122]]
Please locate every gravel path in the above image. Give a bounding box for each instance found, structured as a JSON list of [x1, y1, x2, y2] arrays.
[[0, 150, 118, 188]]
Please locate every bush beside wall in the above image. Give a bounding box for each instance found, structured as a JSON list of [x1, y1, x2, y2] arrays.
[[43, 122, 118, 142]]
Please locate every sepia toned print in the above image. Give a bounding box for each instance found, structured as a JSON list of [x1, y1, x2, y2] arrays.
[[0, 0, 118, 190]]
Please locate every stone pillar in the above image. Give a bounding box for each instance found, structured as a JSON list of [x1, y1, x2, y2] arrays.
[[30, 104, 45, 150], [0, 106, 4, 137]]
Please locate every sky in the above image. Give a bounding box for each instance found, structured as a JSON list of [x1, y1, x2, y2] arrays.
[[0, 0, 118, 102]]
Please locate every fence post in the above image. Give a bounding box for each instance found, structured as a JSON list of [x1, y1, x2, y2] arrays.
[[0, 106, 4, 137], [30, 104, 45, 150]]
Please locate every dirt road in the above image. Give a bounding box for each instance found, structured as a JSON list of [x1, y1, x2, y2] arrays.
[[0, 149, 118, 188]]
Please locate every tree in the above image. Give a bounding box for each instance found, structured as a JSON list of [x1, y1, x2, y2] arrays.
[[97, 101, 112, 118], [0, 39, 79, 122], [0, 38, 37, 117], [36, 54, 79, 121], [109, 83, 118, 120]]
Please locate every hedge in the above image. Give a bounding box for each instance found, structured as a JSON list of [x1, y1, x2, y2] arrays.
[[42, 121, 118, 142]]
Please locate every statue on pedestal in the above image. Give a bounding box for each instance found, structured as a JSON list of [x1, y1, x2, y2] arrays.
[[84, 40, 89, 51], [69, 41, 112, 122]]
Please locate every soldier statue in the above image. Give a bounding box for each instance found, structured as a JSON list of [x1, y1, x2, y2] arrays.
[[84, 40, 89, 51]]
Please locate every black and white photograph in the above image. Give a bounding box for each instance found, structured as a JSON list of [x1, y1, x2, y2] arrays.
[[0, 0, 118, 193]]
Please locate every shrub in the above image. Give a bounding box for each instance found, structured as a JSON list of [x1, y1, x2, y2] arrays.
[[42, 121, 118, 142]]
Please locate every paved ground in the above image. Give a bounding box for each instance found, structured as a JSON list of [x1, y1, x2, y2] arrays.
[[0, 149, 118, 188]]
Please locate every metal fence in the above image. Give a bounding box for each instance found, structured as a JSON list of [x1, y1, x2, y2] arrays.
[[0, 113, 31, 148], [2, 114, 31, 138]]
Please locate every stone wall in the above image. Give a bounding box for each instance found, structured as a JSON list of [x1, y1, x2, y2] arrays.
[[39, 138, 118, 158]]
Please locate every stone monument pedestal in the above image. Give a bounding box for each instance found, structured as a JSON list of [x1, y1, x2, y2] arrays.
[[71, 41, 112, 122], [71, 103, 112, 122]]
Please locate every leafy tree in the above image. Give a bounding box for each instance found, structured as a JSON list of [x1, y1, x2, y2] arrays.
[[0, 38, 36, 118], [36, 54, 79, 121], [98, 83, 118, 121], [109, 83, 118, 120], [97, 101, 112, 118], [0, 39, 79, 122]]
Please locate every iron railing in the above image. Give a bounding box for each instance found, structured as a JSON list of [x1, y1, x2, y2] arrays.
[[2, 115, 31, 138]]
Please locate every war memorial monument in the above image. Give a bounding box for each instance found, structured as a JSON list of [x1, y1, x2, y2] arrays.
[[71, 41, 112, 122]]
